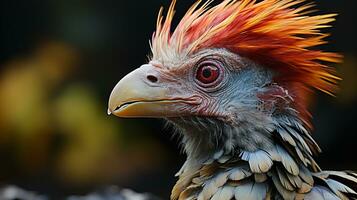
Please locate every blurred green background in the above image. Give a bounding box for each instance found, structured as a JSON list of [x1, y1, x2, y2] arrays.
[[0, 0, 356, 199]]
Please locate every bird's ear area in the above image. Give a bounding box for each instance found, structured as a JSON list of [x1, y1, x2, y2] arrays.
[[256, 82, 313, 126], [256, 83, 295, 114], [108, 63, 202, 118]]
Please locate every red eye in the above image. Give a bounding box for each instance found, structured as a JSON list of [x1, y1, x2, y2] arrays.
[[196, 62, 221, 85]]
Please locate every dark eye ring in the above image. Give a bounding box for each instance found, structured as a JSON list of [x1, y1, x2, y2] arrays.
[[195, 61, 222, 87]]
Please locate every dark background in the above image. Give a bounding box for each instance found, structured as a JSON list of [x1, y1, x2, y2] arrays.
[[0, 0, 356, 199]]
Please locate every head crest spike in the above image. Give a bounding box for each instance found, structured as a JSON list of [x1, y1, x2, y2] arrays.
[[151, 0, 341, 95]]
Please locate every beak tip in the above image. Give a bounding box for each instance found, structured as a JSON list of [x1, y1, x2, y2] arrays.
[[107, 109, 112, 116]]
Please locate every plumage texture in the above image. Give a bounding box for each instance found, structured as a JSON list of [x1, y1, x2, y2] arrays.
[[169, 115, 357, 200]]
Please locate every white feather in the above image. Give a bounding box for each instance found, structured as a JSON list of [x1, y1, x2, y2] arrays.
[[228, 166, 252, 181], [234, 182, 268, 200], [211, 186, 234, 200], [248, 150, 273, 173], [276, 145, 299, 176]]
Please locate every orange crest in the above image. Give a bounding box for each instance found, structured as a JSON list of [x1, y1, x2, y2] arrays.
[[151, 0, 341, 95]]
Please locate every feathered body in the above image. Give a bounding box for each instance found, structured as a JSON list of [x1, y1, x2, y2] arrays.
[[108, 0, 357, 199]]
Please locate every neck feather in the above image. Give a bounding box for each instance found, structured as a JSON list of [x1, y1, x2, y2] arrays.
[[167, 114, 321, 199], [168, 114, 320, 167]]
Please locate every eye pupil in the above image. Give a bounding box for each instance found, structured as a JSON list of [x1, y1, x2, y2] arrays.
[[202, 68, 212, 78]]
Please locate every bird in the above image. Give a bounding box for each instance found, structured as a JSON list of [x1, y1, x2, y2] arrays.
[[108, 0, 357, 199]]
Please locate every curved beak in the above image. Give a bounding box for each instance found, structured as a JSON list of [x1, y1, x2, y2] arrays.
[[108, 64, 197, 118]]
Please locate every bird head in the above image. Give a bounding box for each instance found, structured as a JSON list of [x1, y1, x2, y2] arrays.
[[108, 0, 340, 156]]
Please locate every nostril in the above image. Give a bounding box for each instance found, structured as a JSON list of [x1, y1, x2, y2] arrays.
[[147, 75, 158, 83]]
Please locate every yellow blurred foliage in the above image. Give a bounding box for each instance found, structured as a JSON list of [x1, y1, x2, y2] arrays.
[[0, 41, 79, 171], [0, 41, 167, 185], [54, 84, 122, 183]]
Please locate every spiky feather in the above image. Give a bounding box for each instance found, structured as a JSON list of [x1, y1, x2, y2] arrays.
[[151, 0, 341, 95]]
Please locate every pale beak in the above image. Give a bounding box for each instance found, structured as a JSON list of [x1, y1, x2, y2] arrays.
[[108, 64, 197, 118]]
